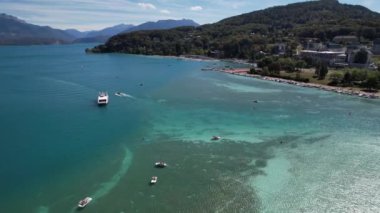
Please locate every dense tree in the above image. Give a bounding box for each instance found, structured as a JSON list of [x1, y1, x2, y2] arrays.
[[268, 61, 281, 74], [328, 69, 379, 89], [258, 57, 275, 68], [278, 58, 296, 72], [295, 60, 307, 71], [365, 74, 379, 90], [354, 49, 369, 64], [315, 62, 329, 80], [329, 72, 343, 83], [351, 69, 368, 81], [343, 71, 353, 85]]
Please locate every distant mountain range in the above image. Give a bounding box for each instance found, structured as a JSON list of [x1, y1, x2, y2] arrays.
[[65, 24, 135, 38], [123, 19, 199, 34], [90, 0, 380, 59], [0, 14, 199, 45], [0, 13, 74, 45], [69, 19, 199, 43], [65, 24, 135, 43]]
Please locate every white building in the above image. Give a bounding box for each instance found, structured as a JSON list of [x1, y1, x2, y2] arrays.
[[299, 50, 346, 66]]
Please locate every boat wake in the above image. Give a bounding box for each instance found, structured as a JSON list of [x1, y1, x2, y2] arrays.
[[40, 77, 91, 91], [68, 147, 133, 213], [92, 147, 133, 199], [115, 92, 135, 99]]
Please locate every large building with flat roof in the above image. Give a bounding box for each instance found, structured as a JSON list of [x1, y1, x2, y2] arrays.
[[299, 50, 346, 65], [300, 46, 374, 69]]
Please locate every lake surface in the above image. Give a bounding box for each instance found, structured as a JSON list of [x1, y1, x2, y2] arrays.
[[0, 44, 380, 212]]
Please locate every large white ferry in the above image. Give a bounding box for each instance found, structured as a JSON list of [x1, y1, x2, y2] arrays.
[[97, 92, 109, 105]]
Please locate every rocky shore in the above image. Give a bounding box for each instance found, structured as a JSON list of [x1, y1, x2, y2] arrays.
[[213, 68, 379, 99]]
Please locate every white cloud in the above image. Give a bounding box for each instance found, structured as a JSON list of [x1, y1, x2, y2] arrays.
[[160, 9, 170, 14], [190, 6, 203, 11], [137, 3, 156, 10]]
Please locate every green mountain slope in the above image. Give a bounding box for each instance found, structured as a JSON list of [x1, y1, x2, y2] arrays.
[[90, 0, 380, 59]]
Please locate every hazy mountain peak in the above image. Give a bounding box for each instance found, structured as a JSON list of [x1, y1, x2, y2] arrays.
[[0, 13, 26, 24], [123, 19, 199, 34], [0, 13, 74, 45]]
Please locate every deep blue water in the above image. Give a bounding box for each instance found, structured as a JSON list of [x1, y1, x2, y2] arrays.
[[1, 44, 380, 212]]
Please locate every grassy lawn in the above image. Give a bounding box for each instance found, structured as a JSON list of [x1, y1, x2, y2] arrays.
[[277, 68, 379, 94]]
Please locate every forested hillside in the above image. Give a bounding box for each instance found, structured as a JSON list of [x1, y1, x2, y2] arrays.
[[89, 0, 380, 59]]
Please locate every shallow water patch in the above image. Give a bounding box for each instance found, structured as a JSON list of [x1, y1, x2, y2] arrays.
[[92, 134, 311, 212]]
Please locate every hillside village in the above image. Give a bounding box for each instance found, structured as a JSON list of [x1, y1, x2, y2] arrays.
[[249, 35, 380, 89]]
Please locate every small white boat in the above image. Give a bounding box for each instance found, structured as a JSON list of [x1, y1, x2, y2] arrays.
[[150, 176, 158, 184], [97, 92, 109, 105], [211, 136, 221, 141], [78, 197, 92, 208], [155, 161, 167, 168]]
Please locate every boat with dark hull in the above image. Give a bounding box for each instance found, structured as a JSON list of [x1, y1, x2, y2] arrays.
[[155, 161, 167, 168]]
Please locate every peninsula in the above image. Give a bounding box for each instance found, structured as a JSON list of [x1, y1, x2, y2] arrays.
[[89, 0, 380, 94]]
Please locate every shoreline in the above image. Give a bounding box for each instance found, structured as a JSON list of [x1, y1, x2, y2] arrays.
[[214, 68, 379, 99], [87, 51, 378, 99]]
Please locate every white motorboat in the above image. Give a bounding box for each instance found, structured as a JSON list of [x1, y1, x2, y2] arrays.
[[78, 197, 92, 208], [97, 92, 109, 105], [150, 176, 158, 184], [155, 161, 167, 168]]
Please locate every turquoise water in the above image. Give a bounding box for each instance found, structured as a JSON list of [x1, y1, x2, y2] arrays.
[[0, 44, 380, 212]]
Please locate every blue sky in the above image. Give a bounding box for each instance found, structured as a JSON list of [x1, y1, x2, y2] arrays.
[[0, 0, 379, 31]]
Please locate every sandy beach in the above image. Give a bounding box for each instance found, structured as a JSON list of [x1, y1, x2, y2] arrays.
[[214, 68, 380, 99]]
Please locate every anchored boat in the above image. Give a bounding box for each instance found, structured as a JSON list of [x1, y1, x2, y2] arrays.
[[155, 161, 167, 168], [150, 176, 158, 184]]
